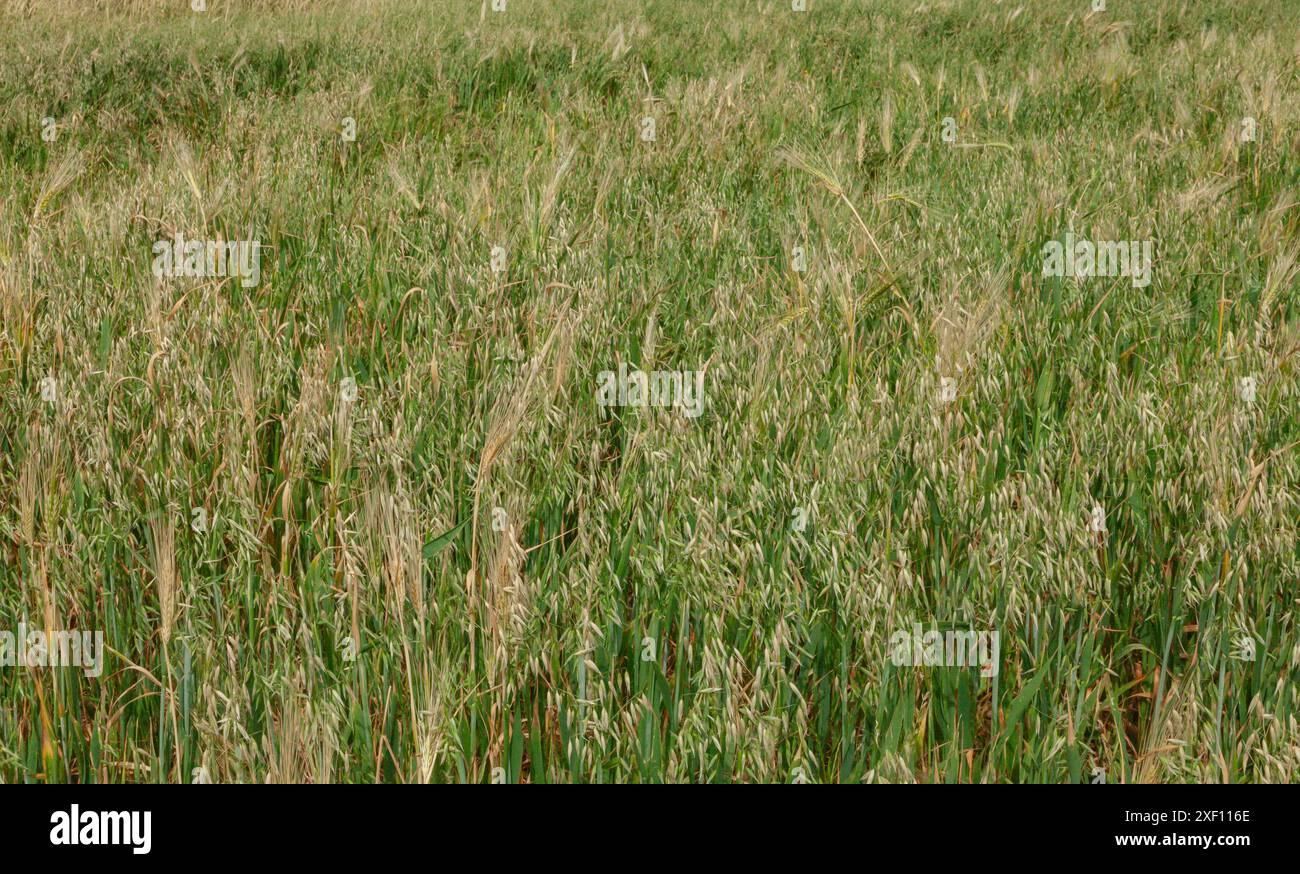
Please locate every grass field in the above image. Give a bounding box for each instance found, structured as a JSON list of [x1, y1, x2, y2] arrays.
[[1, 0, 1297, 784]]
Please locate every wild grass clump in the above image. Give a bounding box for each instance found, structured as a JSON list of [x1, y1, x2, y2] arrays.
[[0, 0, 1296, 783]]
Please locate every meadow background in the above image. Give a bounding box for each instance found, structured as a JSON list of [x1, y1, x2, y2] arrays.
[[0, 0, 1297, 783]]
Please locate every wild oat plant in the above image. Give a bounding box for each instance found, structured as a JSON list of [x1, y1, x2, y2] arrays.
[[0, 0, 1297, 784]]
